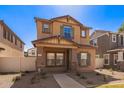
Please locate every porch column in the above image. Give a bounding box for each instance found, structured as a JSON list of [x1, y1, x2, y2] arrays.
[[36, 47, 45, 69]]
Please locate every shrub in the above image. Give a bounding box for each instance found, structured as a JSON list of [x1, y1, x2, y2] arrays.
[[80, 74, 87, 79], [86, 80, 94, 85], [96, 72, 101, 76], [12, 76, 21, 82], [21, 73, 26, 76], [30, 76, 36, 84], [40, 70, 47, 79], [76, 72, 80, 76], [103, 75, 108, 82]]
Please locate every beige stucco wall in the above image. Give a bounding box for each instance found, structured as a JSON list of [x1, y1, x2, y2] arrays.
[[0, 57, 36, 72], [36, 18, 90, 45], [0, 42, 24, 57], [0, 23, 24, 57]]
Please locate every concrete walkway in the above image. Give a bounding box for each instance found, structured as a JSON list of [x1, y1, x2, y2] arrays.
[[53, 74, 85, 88]]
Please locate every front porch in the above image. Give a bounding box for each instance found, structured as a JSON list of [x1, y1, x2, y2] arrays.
[[104, 48, 124, 70], [32, 35, 96, 73], [37, 47, 72, 72]]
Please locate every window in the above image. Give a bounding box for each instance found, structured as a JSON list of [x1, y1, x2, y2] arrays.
[[80, 53, 87, 66], [56, 53, 64, 66], [81, 30, 86, 37], [96, 55, 100, 58], [104, 54, 109, 65], [121, 35, 124, 45], [46, 52, 64, 66], [93, 39, 97, 46], [63, 26, 73, 39], [15, 37, 17, 45], [47, 53, 55, 66], [3, 30, 6, 39], [20, 42, 22, 48], [112, 34, 116, 42], [42, 23, 49, 33], [32, 50, 35, 55], [114, 54, 118, 65], [7, 32, 10, 41], [10, 34, 13, 43]]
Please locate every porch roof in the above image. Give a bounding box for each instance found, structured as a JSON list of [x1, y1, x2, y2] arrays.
[[32, 35, 95, 49], [107, 47, 124, 52]]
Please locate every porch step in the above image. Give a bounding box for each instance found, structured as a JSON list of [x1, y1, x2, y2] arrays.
[[53, 74, 85, 88]]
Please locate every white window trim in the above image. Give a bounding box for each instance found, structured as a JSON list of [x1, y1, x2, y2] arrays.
[[80, 53, 87, 66], [104, 54, 110, 65], [113, 54, 118, 65], [112, 34, 116, 43]]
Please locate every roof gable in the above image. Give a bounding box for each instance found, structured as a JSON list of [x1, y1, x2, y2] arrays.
[[50, 15, 81, 25], [32, 35, 78, 46]]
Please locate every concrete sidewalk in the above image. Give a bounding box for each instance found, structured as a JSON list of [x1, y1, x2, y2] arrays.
[[53, 74, 85, 88]]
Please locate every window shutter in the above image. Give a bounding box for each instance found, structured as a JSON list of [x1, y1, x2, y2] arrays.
[[60, 25, 64, 37], [71, 27, 74, 38], [87, 53, 91, 66], [77, 52, 81, 65]]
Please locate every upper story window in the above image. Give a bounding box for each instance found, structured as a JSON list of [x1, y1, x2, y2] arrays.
[[32, 50, 35, 55], [7, 31, 10, 41], [63, 26, 73, 39], [42, 23, 50, 33], [112, 34, 116, 42], [15, 37, 17, 45], [121, 35, 124, 45], [3, 30, 6, 39], [10, 34, 13, 43], [93, 39, 97, 46], [20, 42, 22, 48], [81, 30, 86, 37]]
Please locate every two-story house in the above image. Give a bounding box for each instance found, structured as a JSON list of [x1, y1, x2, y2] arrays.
[[90, 30, 124, 70], [27, 48, 37, 57], [0, 20, 25, 57], [32, 15, 96, 73]]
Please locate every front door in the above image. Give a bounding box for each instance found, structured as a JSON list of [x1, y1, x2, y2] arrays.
[[46, 52, 64, 67]]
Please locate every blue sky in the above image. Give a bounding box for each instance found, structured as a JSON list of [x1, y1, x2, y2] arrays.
[[0, 5, 124, 51]]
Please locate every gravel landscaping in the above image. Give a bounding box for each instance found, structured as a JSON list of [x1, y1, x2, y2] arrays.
[[1, 69, 124, 88], [11, 72, 60, 88], [66, 70, 120, 88]]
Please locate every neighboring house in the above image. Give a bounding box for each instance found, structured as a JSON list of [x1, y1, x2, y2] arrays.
[[90, 30, 124, 70], [0, 20, 25, 57], [27, 48, 37, 57], [32, 15, 96, 73]]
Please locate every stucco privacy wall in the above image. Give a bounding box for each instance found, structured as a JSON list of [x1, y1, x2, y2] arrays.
[[95, 58, 104, 68], [0, 57, 36, 72], [0, 42, 24, 57]]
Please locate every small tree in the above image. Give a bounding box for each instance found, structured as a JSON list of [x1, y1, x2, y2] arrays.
[[118, 22, 124, 33]]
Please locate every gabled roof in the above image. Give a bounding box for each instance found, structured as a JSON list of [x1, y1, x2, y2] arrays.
[[34, 15, 92, 29], [90, 30, 112, 40]]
